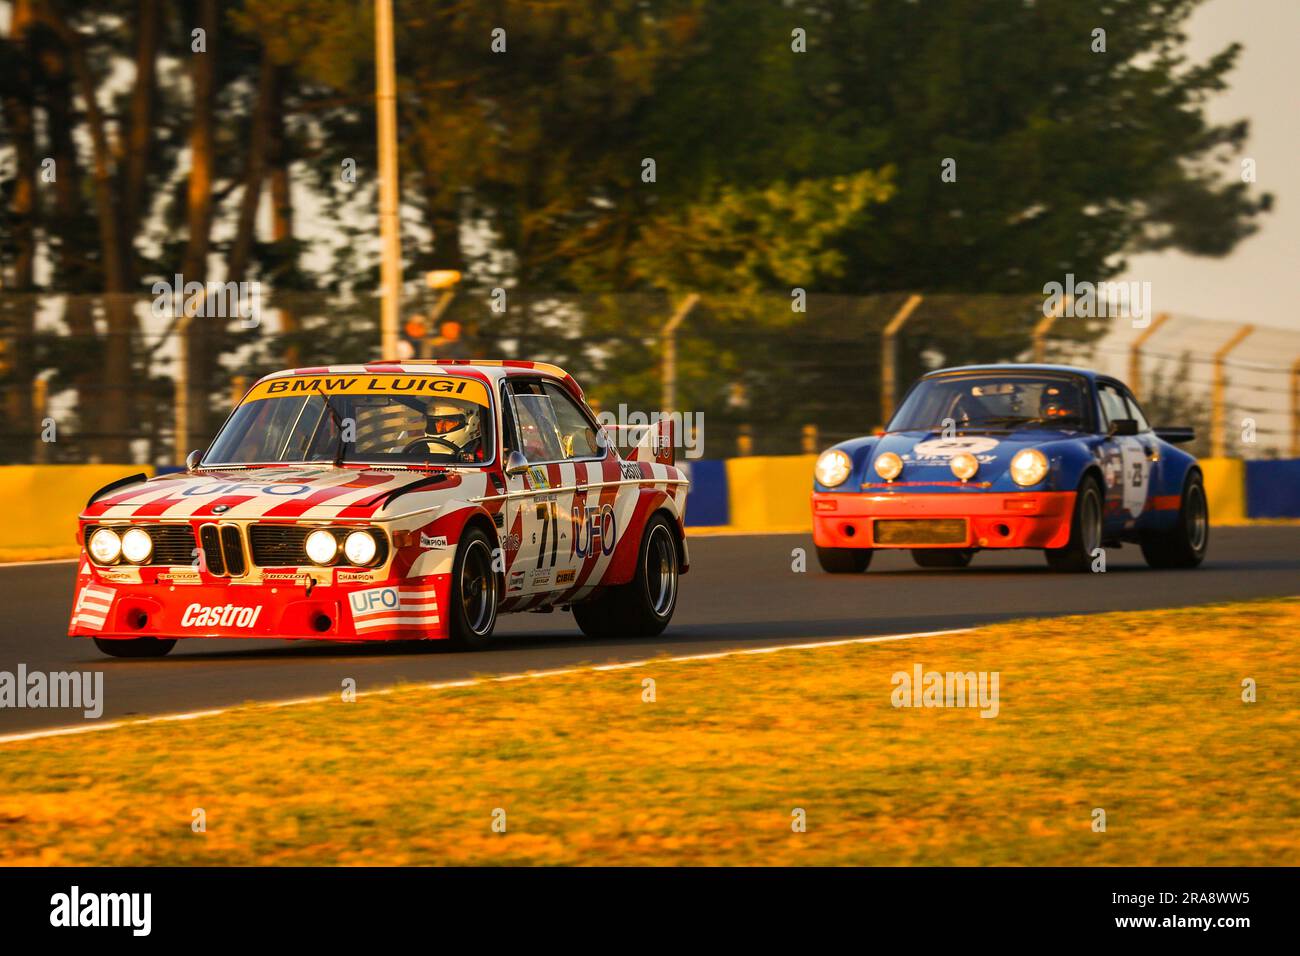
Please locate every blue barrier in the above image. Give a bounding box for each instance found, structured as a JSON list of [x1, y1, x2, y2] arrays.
[[682, 459, 729, 527], [1245, 460, 1300, 518]]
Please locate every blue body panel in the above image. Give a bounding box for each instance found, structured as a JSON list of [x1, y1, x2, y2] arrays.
[[813, 364, 1201, 541]]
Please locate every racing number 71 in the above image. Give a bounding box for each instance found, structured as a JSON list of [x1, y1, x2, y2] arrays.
[[535, 501, 559, 569]]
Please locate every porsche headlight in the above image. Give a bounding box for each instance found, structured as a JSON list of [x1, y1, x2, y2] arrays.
[[949, 453, 979, 482], [305, 529, 339, 565], [344, 530, 379, 566], [88, 528, 122, 565], [815, 449, 852, 488], [1010, 449, 1049, 487], [120, 527, 154, 564], [874, 451, 903, 481]]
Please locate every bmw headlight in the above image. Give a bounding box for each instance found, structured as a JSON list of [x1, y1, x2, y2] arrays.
[[1010, 449, 1049, 487], [874, 451, 903, 481], [88, 528, 122, 565], [950, 453, 979, 482], [120, 527, 154, 564], [305, 529, 339, 565], [815, 449, 852, 488], [344, 530, 379, 566]]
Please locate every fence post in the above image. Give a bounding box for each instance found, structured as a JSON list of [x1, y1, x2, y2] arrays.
[[661, 293, 700, 414], [32, 376, 48, 464], [881, 294, 922, 423], [1128, 312, 1170, 400], [1210, 325, 1254, 458]]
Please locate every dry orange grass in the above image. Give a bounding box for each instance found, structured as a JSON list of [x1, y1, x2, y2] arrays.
[[1, 598, 1297, 866]]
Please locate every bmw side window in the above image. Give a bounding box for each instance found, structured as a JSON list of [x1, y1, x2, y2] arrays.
[[509, 382, 566, 462], [542, 382, 601, 459]]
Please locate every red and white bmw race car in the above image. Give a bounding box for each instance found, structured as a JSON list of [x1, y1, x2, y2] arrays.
[[69, 360, 689, 656]]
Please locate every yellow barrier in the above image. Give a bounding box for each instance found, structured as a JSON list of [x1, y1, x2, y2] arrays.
[[1198, 457, 1246, 524], [725, 454, 1248, 534], [0, 465, 153, 557], [725, 455, 818, 532]]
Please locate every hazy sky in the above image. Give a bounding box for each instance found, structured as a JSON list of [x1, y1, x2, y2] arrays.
[[1116, 0, 1300, 332]]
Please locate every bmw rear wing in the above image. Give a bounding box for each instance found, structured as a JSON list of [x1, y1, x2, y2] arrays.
[[602, 419, 675, 465]]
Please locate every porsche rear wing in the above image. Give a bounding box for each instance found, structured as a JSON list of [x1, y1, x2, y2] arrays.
[[602, 420, 675, 465]]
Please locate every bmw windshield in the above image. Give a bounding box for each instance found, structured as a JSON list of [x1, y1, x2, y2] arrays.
[[888, 373, 1094, 433], [202, 374, 495, 466]]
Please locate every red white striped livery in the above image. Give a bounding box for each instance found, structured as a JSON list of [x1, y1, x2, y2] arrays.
[[69, 360, 690, 657]]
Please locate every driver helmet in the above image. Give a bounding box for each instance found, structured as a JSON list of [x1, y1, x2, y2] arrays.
[[1038, 384, 1076, 420], [424, 398, 480, 447]]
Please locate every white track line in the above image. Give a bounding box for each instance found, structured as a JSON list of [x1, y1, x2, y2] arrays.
[[0, 557, 79, 568], [0, 627, 970, 746]]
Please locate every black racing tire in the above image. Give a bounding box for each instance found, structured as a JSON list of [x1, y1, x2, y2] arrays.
[[815, 546, 872, 573], [911, 549, 973, 569], [573, 514, 679, 640], [447, 527, 500, 649], [93, 637, 176, 658], [1045, 476, 1104, 573], [1140, 471, 1209, 569]]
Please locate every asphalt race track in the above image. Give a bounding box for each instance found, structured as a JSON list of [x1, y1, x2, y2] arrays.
[[2, 527, 1298, 735]]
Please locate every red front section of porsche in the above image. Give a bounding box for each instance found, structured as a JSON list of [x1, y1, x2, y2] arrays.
[[811, 490, 1076, 550]]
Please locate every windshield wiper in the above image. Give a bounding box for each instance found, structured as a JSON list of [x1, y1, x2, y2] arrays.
[[322, 395, 347, 467]]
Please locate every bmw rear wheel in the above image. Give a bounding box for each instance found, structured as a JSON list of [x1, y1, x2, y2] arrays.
[[1045, 476, 1104, 573], [573, 515, 679, 639]]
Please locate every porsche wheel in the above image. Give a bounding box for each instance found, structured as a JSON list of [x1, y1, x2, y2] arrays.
[[448, 528, 499, 649], [911, 549, 973, 569], [93, 637, 176, 658], [573, 515, 679, 640], [1140, 472, 1208, 569], [1045, 476, 1104, 573], [816, 546, 872, 573]]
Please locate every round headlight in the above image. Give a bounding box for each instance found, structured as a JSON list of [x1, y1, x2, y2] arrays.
[[950, 453, 979, 482], [874, 451, 903, 481], [814, 450, 852, 488], [305, 529, 339, 565], [1010, 448, 1049, 487], [121, 527, 154, 564], [88, 528, 122, 565], [344, 530, 379, 566]]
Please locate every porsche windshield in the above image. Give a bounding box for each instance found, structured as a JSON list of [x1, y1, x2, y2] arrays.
[[202, 374, 495, 466], [889, 374, 1093, 433]]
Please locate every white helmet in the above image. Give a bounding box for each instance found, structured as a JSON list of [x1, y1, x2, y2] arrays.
[[424, 399, 481, 448]]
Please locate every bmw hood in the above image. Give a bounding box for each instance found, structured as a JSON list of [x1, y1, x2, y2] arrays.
[[81, 467, 479, 521]]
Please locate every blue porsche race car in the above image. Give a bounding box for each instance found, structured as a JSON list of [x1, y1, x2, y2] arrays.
[[811, 364, 1208, 573]]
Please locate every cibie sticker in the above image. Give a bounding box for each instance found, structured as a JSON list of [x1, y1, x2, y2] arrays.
[[910, 436, 1000, 461]]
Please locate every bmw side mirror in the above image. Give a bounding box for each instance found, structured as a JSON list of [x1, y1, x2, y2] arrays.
[[185, 449, 202, 472], [504, 450, 530, 476], [1109, 419, 1139, 437]]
